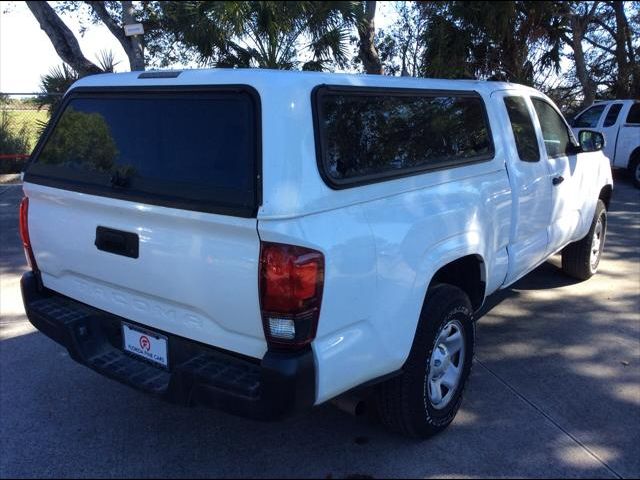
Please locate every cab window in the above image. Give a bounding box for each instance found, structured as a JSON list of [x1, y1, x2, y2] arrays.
[[573, 105, 606, 128], [531, 98, 573, 158]]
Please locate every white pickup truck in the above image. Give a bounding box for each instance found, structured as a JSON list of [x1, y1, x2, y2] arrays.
[[20, 70, 612, 438], [571, 99, 640, 187]]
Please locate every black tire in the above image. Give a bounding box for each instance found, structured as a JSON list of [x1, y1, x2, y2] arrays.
[[375, 284, 475, 438], [630, 153, 640, 189], [561, 199, 607, 280]]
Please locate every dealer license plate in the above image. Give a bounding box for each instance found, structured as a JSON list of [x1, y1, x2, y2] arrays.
[[122, 323, 168, 368]]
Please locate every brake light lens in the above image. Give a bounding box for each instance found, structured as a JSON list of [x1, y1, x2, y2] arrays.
[[259, 242, 324, 349], [19, 197, 38, 272]]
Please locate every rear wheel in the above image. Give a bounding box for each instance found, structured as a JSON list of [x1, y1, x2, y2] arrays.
[[561, 199, 607, 280], [375, 284, 475, 438], [630, 153, 640, 189]]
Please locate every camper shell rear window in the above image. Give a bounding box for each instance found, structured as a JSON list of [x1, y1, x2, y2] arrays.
[[25, 86, 261, 217]]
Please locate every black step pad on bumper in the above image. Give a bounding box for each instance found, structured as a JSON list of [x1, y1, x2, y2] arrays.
[[21, 272, 315, 420]]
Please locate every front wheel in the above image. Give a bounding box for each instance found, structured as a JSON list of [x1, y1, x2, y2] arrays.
[[375, 284, 475, 438], [561, 199, 607, 280]]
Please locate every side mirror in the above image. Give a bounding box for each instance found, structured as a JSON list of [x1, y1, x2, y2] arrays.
[[578, 130, 605, 152]]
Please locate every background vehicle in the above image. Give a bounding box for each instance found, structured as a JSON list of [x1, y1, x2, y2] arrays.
[[20, 70, 612, 438], [571, 99, 640, 187]]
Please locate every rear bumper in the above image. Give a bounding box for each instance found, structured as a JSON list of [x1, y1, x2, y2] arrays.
[[21, 272, 316, 420]]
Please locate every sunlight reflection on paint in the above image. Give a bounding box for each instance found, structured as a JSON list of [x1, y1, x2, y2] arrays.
[[136, 227, 152, 243]]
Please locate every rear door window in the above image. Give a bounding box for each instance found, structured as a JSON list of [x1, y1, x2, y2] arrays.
[[26, 88, 261, 217], [603, 103, 623, 127], [314, 86, 494, 187], [626, 103, 640, 124], [504, 96, 540, 162]]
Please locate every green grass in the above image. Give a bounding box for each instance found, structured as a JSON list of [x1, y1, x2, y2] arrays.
[[3, 109, 50, 151]]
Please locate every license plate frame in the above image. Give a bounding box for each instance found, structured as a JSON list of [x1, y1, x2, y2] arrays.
[[121, 322, 169, 369]]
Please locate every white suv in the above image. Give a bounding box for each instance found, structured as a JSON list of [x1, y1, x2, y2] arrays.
[[20, 69, 612, 438], [571, 99, 640, 187]]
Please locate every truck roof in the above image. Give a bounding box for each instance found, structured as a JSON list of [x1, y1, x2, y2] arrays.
[[592, 99, 637, 104], [55, 67, 552, 220], [70, 68, 540, 96]]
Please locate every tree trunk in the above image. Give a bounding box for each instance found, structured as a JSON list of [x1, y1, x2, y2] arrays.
[[401, 45, 409, 76], [612, 1, 631, 97], [357, 1, 383, 75], [121, 1, 145, 71], [568, 16, 596, 106], [26, 1, 101, 77], [622, 10, 639, 97], [88, 1, 145, 71]]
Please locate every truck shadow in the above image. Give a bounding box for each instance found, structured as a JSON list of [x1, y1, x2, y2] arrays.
[[1, 312, 637, 479]]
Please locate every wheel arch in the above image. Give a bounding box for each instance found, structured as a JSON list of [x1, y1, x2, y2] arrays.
[[628, 148, 640, 188], [426, 254, 487, 312], [599, 184, 613, 210]]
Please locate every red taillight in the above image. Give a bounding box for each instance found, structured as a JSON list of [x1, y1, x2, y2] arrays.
[[19, 197, 38, 272], [259, 242, 324, 349]]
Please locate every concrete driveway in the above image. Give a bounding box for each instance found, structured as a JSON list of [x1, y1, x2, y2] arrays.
[[1, 175, 638, 479]]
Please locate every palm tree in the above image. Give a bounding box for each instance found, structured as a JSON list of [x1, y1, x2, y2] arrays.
[[161, 1, 360, 70], [36, 64, 79, 116], [35, 50, 119, 134]]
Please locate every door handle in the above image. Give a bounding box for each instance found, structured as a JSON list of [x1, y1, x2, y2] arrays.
[[552, 175, 565, 186]]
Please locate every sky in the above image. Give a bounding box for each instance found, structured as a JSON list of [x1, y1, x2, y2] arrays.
[[0, 1, 399, 94], [2, 1, 134, 93]]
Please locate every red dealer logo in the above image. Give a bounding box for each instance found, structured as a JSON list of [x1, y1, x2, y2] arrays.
[[139, 335, 151, 351]]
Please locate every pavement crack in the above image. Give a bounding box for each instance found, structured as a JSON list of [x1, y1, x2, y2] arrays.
[[475, 357, 623, 480]]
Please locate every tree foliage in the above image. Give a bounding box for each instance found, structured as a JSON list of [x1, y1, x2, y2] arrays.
[[38, 107, 119, 172], [51, 1, 160, 71], [417, 1, 565, 84], [159, 1, 360, 70], [27, 1, 640, 110], [0, 110, 31, 173], [363, 2, 427, 76], [547, 1, 639, 108], [0, 111, 30, 156], [35, 52, 118, 124]]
